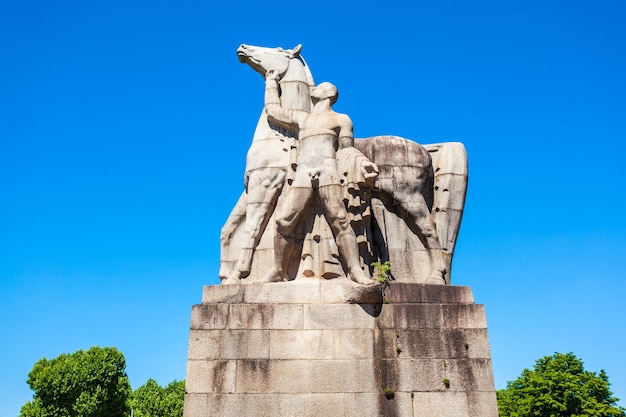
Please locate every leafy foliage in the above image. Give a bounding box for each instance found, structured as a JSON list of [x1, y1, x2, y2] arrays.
[[497, 352, 626, 417], [130, 379, 185, 417], [371, 261, 391, 283], [20, 346, 131, 417]]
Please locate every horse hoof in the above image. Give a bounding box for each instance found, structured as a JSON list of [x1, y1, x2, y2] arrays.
[[222, 277, 241, 285], [426, 275, 446, 285]]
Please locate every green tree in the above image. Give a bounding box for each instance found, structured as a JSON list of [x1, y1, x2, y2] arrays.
[[497, 352, 625, 417], [20, 346, 131, 417], [130, 379, 185, 417]]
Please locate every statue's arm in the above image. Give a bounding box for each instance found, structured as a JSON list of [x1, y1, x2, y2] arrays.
[[337, 114, 378, 183], [264, 75, 306, 129], [337, 115, 355, 150]]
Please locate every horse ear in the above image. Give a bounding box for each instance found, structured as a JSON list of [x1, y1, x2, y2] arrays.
[[292, 44, 302, 56]]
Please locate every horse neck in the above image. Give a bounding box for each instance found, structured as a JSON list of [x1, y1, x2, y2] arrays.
[[278, 56, 313, 112], [251, 56, 315, 142]]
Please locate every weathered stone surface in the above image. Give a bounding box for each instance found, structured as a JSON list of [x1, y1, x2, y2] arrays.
[[269, 330, 334, 359], [187, 330, 221, 360], [185, 360, 236, 394], [374, 328, 491, 359], [220, 329, 269, 359], [220, 44, 467, 286], [202, 279, 383, 305], [412, 392, 470, 417], [310, 359, 378, 392], [184, 283, 498, 416], [384, 282, 474, 304], [186, 43, 486, 417], [182, 394, 208, 417], [304, 304, 377, 329]]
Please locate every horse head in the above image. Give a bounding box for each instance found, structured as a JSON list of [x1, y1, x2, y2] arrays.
[[237, 44, 303, 79]]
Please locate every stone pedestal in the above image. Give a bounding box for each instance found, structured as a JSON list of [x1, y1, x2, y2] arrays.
[[183, 281, 498, 417]]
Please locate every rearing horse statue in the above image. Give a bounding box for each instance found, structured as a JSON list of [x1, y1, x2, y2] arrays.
[[220, 44, 314, 283], [220, 44, 467, 284]]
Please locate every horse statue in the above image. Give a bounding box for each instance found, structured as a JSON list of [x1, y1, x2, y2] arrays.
[[219, 44, 468, 284], [219, 44, 313, 283]]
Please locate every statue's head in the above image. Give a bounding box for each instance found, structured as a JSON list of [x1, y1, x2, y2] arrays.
[[311, 82, 338, 105], [237, 44, 302, 79]]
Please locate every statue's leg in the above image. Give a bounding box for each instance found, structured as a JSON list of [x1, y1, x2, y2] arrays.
[[220, 192, 247, 281], [395, 190, 447, 284], [260, 186, 312, 283], [319, 185, 374, 285], [224, 168, 286, 284]]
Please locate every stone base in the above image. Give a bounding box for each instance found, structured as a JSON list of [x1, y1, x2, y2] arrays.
[[184, 281, 498, 417]]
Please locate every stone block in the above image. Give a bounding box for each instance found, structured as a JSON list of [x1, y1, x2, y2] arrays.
[[379, 392, 415, 417], [441, 304, 487, 329], [412, 392, 470, 417], [187, 330, 221, 360], [467, 391, 499, 417], [270, 303, 304, 329], [342, 393, 377, 416], [190, 304, 229, 330], [444, 358, 496, 392], [376, 328, 491, 360], [211, 393, 348, 417], [310, 360, 377, 393], [384, 283, 474, 304], [220, 330, 269, 359], [394, 359, 447, 392], [445, 328, 492, 359], [211, 393, 276, 416], [320, 279, 383, 304], [269, 329, 334, 359], [343, 392, 414, 417], [305, 304, 377, 329], [377, 304, 443, 329], [333, 329, 374, 359], [182, 394, 209, 417], [301, 393, 346, 416], [227, 303, 272, 329], [243, 281, 322, 304], [235, 360, 310, 393], [202, 285, 243, 304], [185, 360, 236, 394]]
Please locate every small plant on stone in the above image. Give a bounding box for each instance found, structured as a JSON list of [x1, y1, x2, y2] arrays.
[[443, 378, 450, 389], [464, 341, 469, 350], [383, 388, 395, 399], [372, 261, 391, 284]]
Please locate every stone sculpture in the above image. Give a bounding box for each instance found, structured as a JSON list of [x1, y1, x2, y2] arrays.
[[219, 44, 468, 286], [184, 45, 498, 417], [260, 70, 379, 285]]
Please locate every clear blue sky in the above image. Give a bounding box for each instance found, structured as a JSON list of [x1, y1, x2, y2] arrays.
[[1, 1, 625, 415]]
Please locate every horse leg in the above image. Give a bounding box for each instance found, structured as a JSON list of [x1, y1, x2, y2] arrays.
[[394, 189, 447, 284], [260, 185, 312, 283], [219, 193, 247, 281], [224, 167, 286, 284]]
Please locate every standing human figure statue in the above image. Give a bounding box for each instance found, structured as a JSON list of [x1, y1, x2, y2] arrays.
[[261, 69, 378, 285]]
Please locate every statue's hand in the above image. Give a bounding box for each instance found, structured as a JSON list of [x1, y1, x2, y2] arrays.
[[265, 69, 281, 81], [360, 160, 379, 185]]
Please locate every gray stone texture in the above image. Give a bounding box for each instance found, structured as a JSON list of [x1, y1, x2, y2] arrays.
[[184, 282, 498, 416], [220, 44, 468, 286]]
